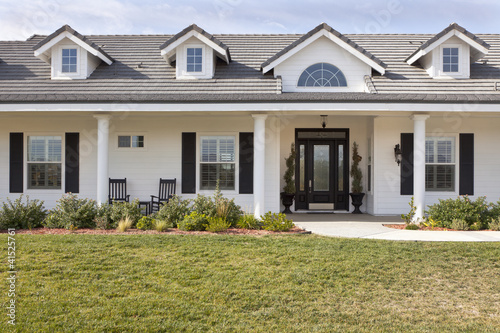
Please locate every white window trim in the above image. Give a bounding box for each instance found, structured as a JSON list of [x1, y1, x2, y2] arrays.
[[115, 133, 147, 151], [183, 43, 206, 77], [425, 134, 459, 194], [437, 44, 464, 78], [196, 132, 239, 195], [296, 63, 349, 89], [24, 133, 65, 193], [54, 44, 82, 79]]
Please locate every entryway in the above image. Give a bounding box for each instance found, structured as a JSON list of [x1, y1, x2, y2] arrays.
[[295, 129, 349, 211]]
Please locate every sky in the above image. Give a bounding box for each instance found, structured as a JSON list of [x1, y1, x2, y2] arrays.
[[0, 0, 499, 40]]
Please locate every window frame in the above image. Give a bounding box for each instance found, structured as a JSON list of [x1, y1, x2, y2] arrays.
[[184, 44, 206, 76], [116, 134, 146, 150], [438, 44, 464, 78], [425, 135, 458, 193], [297, 63, 348, 88], [25, 133, 64, 192], [196, 133, 239, 194], [56, 44, 81, 78]]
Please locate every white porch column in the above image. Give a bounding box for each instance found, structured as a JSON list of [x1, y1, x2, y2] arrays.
[[94, 114, 112, 205], [411, 114, 430, 222], [252, 114, 267, 218]]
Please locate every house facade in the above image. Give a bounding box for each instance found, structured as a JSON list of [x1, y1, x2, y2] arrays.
[[1, 23, 500, 219]]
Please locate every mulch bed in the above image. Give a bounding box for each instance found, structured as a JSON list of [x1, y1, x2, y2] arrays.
[[4, 226, 310, 236], [384, 224, 495, 231]]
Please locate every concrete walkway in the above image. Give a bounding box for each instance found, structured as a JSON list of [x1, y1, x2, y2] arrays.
[[292, 214, 500, 242]]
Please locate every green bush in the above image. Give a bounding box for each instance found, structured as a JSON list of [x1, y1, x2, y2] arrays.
[[405, 224, 419, 230], [205, 216, 231, 232], [0, 195, 47, 229], [261, 212, 294, 232], [44, 194, 97, 229], [236, 214, 262, 230], [108, 200, 142, 228], [401, 197, 416, 224], [136, 216, 156, 230], [191, 185, 242, 226], [178, 211, 207, 231], [489, 218, 500, 231], [156, 195, 191, 228], [487, 200, 500, 221], [451, 219, 470, 231], [426, 196, 490, 229], [192, 194, 215, 217]]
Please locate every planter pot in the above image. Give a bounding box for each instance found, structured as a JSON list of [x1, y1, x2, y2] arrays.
[[280, 192, 295, 214], [349, 193, 365, 214]]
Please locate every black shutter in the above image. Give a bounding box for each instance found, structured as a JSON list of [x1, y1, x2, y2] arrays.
[[65, 133, 80, 193], [182, 132, 196, 194], [239, 132, 253, 194], [400, 133, 414, 195], [9, 133, 23, 193], [459, 133, 474, 195]]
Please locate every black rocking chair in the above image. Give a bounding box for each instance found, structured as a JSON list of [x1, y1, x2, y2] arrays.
[[151, 178, 176, 213], [108, 178, 130, 204]]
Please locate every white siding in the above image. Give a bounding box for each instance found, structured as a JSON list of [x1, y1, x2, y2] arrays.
[[274, 36, 371, 93]]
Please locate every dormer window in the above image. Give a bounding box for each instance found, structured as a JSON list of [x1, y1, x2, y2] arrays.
[[187, 47, 203, 72], [298, 63, 347, 87], [62, 48, 78, 73], [443, 47, 459, 73]]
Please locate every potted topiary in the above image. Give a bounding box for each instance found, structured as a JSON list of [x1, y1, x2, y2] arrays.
[[350, 141, 365, 214], [281, 143, 296, 214]]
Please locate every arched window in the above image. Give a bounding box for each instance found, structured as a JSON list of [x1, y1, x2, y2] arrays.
[[297, 63, 347, 87]]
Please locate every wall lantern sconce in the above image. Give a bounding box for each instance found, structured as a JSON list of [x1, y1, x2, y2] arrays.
[[320, 115, 328, 129], [394, 144, 402, 166]]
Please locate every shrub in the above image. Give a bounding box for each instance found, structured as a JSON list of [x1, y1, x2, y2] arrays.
[[421, 217, 440, 230], [205, 216, 231, 232], [0, 195, 47, 229], [137, 216, 155, 230], [489, 218, 500, 231], [426, 196, 490, 229], [192, 194, 215, 217], [94, 216, 112, 230], [405, 224, 419, 230], [156, 195, 191, 228], [451, 219, 470, 231], [191, 185, 242, 226], [261, 212, 294, 232], [116, 216, 133, 232], [488, 200, 500, 221], [108, 200, 142, 229], [44, 194, 97, 229], [153, 219, 170, 232], [236, 214, 262, 230], [178, 211, 207, 231]]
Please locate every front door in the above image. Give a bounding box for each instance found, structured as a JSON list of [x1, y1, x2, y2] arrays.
[[295, 129, 349, 211]]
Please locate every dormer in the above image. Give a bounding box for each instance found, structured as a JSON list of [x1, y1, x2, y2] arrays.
[[406, 23, 490, 79], [159, 24, 230, 80], [33, 25, 113, 80], [261, 23, 387, 93]]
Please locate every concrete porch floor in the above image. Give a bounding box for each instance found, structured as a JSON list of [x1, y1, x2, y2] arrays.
[[290, 213, 500, 242]]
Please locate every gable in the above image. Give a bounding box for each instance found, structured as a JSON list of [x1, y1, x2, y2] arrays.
[[274, 36, 372, 92]]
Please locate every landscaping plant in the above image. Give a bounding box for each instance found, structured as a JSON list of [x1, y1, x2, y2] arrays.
[[156, 195, 191, 227], [0, 195, 47, 229], [426, 196, 490, 229], [261, 212, 294, 231], [44, 194, 97, 229], [152, 219, 170, 232], [178, 211, 208, 231], [205, 216, 231, 232], [116, 215, 133, 232], [236, 214, 262, 230]]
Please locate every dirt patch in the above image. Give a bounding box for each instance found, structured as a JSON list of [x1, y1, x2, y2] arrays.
[[383, 224, 495, 231], [3, 226, 310, 236]]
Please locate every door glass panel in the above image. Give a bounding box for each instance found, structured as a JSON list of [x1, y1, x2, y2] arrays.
[[313, 145, 329, 191], [338, 144, 344, 192], [299, 145, 305, 191]]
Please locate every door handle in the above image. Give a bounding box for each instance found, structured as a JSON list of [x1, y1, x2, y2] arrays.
[[309, 180, 312, 193]]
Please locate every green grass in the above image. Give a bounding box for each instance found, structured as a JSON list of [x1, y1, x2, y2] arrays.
[[1, 234, 499, 332]]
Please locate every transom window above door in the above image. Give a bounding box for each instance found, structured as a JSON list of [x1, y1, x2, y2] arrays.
[[298, 63, 347, 87]]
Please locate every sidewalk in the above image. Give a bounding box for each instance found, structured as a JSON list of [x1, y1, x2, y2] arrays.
[[291, 214, 500, 242]]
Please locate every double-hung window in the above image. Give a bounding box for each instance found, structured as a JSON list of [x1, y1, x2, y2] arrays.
[[27, 136, 62, 189], [62, 48, 78, 73], [187, 47, 203, 72], [425, 137, 455, 191], [200, 136, 235, 190]]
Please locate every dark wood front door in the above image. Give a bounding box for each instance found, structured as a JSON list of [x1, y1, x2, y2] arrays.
[[295, 129, 349, 211]]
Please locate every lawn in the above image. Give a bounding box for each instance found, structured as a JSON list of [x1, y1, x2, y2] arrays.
[[1, 234, 499, 332]]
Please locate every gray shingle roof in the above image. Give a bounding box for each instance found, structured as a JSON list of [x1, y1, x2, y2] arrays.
[[1, 26, 500, 104], [33, 24, 114, 63]]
